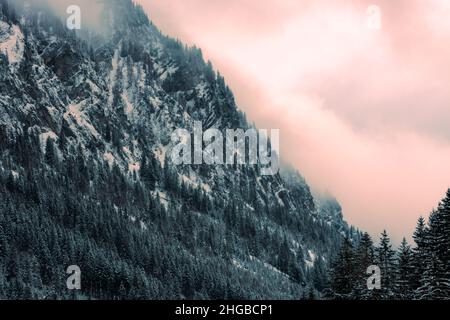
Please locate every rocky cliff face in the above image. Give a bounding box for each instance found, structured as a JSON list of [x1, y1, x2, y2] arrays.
[[0, 0, 355, 299]]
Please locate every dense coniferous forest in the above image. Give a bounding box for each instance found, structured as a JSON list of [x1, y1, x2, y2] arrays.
[[0, 133, 310, 299], [0, 0, 353, 299], [328, 190, 450, 300]]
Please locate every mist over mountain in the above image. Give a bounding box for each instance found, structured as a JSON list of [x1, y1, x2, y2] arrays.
[[0, 0, 356, 299]]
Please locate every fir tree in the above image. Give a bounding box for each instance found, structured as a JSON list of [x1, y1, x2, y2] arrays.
[[394, 238, 414, 299], [44, 138, 57, 167], [352, 232, 376, 299], [417, 196, 450, 300], [376, 230, 396, 299], [0, 51, 8, 65], [435, 190, 450, 298], [412, 216, 428, 293], [308, 286, 316, 300], [330, 237, 356, 299], [140, 156, 156, 190]]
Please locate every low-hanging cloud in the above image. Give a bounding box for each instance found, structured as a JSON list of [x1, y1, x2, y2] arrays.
[[21, 0, 450, 242], [45, 0, 106, 31], [138, 1, 450, 242]]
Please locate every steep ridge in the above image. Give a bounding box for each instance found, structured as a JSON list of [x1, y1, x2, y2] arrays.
[[0, 0, 357, 299]]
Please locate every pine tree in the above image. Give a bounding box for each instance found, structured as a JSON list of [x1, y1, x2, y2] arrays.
[[0, 51, 8, 65], [416, 211, 440, 299], [376, 230, 396, 299], [394, 238, 414, 299], [330, 237, 356, 299], [75, 145, 90, 193], [412, 216, 428, 294], [352, 232, 376, 299], [308, 286, 316, 300], [0, 225, 9, 258], [140, 155, 156, 190], [417, 192, 450, 300], [44, 138, 57, 167], [435, 190, 450, 298]]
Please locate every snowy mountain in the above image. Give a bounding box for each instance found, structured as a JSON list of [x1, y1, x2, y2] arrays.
[[0, 0, 355, 299]]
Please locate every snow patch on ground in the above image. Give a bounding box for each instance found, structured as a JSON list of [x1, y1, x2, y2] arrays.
[[275, 189, 287, 207], [0, 22, 24, 66], [180, 174, 211, 193], [195, 83, 209, 98], [232, 258, 247, 272], [305, 249, 317, 268], [245, 203, 255, 211], [11, 170, 19, 179], [154, 147, 166, 167], [249, 255, 288, 278], [159, 64, 178, 81], [308, 250, 317, 262], [122, 146, 132, 159], [64, 104, 100, 139], [128, 162, 140, 173], [39, 131, 58, 153], [153, 190, 169, 209], [149, 97, 162, 109], [86, 79, 101, 94], [122, 92, 134, 115], [103, 152, 115, 167], [201, 182, 211, 193], [108, 49, 120, 106]]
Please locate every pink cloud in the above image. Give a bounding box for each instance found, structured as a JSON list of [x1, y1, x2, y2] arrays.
[[137, 0, 450, 242]]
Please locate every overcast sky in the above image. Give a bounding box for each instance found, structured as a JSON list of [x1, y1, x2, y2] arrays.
[[133, 0, 450, 243]]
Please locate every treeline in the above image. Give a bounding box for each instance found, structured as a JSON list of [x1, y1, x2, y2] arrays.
[[328, 190, 450, 300]]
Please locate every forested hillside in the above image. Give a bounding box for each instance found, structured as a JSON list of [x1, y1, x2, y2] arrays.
[[0, 0, 355, 299]]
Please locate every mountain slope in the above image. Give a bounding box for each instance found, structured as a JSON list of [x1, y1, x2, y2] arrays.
[[0, 0, 355, 299]]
